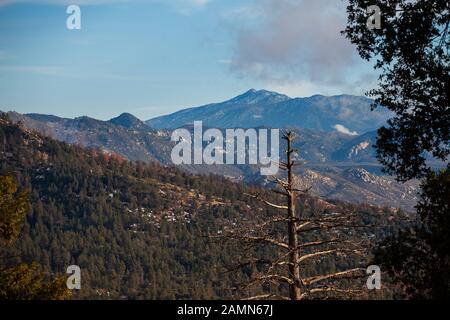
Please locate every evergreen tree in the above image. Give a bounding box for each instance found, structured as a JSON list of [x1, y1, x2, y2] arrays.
[[344, 0, 450, 298], [0, 175, 70, 300], [0, 176, 29, 244]]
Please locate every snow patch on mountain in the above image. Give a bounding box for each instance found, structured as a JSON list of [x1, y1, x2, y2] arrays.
[[348, 141, 370, 158]]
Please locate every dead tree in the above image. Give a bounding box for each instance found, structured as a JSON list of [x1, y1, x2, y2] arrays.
[[214, 131, 372, 300]]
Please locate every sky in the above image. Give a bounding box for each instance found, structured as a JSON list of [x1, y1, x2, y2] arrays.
[[0, 0, 377, 120]]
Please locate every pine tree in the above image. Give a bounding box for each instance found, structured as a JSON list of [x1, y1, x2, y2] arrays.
[[0, 175, 70, 300]]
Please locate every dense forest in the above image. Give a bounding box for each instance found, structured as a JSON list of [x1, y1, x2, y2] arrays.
[[0, 118, 411, 299]]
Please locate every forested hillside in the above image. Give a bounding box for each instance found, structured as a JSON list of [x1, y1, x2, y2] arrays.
[[4, 110, 423, 211], [0, 118, 411, 299]]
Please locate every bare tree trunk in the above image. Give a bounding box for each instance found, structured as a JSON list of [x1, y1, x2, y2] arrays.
[[285, 133, 301, 300], [214, 131, 370, 300]]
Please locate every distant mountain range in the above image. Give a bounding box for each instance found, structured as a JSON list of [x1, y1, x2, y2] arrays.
[[147, 89, 392, 134], [1, 90, 421, 211], [5, 111, 173, 164]]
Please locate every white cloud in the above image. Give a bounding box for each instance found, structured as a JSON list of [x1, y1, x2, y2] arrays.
[[333, 124, 358, 136], [224, 0, 373, 95]]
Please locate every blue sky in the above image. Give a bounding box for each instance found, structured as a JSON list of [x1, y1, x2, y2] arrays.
[[0, 0, 376, 120]]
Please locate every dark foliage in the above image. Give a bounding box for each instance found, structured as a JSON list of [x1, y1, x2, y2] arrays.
[[345, 0, 450, 299], [344, 0, 449, 181], [0, 174, 70, 300], [374, 168, 450, 299]]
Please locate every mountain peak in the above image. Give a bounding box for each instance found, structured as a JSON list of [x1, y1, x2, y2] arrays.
[[228, 89, 291, 104], [109, 113, 146, 129]]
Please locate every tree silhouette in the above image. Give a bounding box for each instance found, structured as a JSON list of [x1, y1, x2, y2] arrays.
[[344, 0, 449, 181], [344, 0, 450, 299], [374, 170, 450, 299]]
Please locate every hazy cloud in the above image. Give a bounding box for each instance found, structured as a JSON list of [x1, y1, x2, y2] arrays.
[[225, 0, 371, 95]]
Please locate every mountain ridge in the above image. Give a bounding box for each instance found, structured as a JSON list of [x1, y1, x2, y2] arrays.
[[146, 89, 392, 134]]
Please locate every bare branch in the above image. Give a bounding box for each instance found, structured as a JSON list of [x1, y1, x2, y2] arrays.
[[244, 193, 288, 210], [298, 248, 366, 263], [267, 176, 290, 194], [255, 274, 294, 285], [303, 268, 365, 286], [296, 221, 312, 231], [230, 234, 289, 250], [297, 222, 372, 234], [236, 274, 294, 292], [297, 249, 337, 263], [299, 238, 342, 249]]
